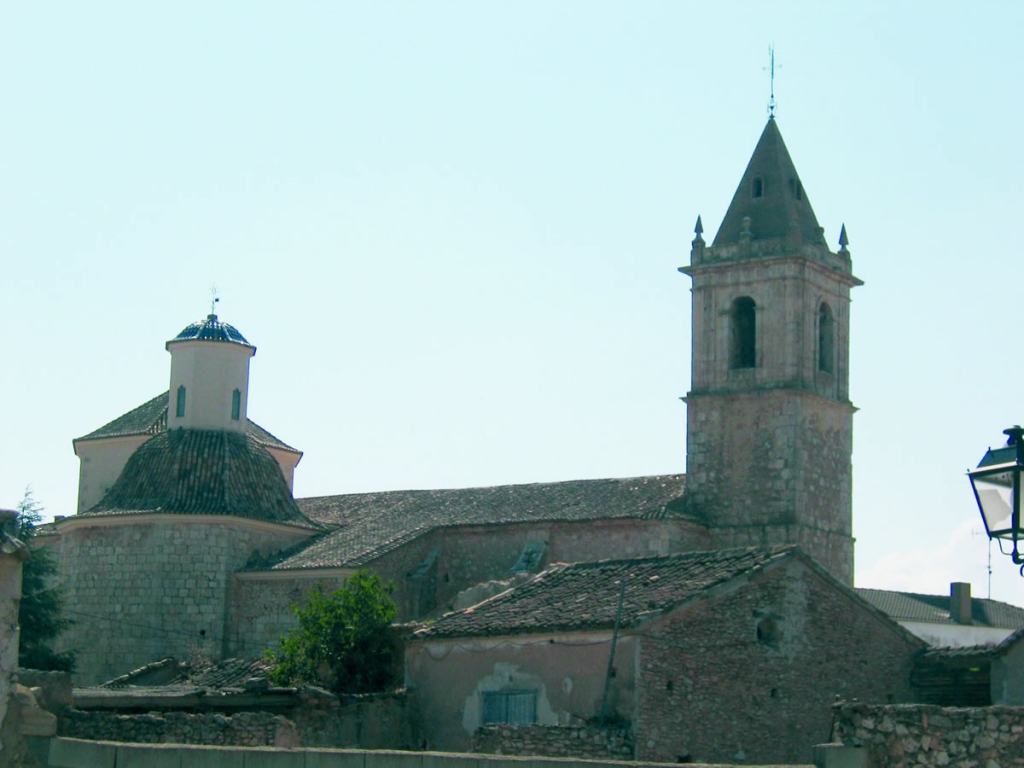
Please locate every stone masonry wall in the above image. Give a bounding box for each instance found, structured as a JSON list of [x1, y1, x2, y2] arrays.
[[634, 558, 920, 765], [59, 709, 296, 747], [687, 390, 854, 583], [833, 702, 1024, 767], [57, 518, 311, 685], [473, 724, 634, 760]]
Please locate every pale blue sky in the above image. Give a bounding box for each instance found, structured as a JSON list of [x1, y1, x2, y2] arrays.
[[3, 2, 1023, 604]]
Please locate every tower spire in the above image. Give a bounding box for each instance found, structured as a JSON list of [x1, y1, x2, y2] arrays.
[[766, 45, 777, 119]]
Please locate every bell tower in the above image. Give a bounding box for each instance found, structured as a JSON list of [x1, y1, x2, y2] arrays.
[[679, 118, 862, 584]]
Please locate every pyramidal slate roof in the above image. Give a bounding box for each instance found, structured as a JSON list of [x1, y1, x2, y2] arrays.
[[414, 545, 798, 639], [75, 391, 299, 454], [855, 588, 1024, 630], [83, 429, 319, 529], [713, 118, 826, 248], [272, 474, 690, 570]]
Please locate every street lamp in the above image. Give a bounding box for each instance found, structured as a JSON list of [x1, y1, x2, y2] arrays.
[[969, 426, 1024, 573]]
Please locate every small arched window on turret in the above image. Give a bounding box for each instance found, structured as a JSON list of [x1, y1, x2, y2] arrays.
[[176, 386, 187, 418], [231, 389, 241, 421], [818, 303, 834, 374], [751, 177, 763, 198], [729, 297, 757, 370]]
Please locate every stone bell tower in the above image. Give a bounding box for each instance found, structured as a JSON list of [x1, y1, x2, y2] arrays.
[[679, 118, 862, 584]]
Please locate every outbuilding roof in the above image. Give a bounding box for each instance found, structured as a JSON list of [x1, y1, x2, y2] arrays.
[[855, 588, 1024, 630], [271, 474, 690, 570], [75, 391, 300, 454], [413, 545, 796, 639]]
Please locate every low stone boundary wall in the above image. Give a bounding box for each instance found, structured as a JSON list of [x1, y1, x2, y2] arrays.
[[833, 702, 1024, 767], [46, 738, 817, 768], [59, 709, 297, 747], [473, 724, 634, 760]]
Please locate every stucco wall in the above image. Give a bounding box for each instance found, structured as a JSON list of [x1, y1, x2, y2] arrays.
[[900, 620, 1013, 648], [74, 435, 151, 514], [633, 559, 920, 765], [406, 632, 635, 753], [56, 516, 311, 685]]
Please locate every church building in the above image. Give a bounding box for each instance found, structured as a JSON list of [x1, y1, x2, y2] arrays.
[[51, 117, 862, 686]]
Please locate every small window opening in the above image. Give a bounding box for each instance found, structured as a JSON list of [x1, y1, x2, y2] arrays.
[[666, 680, 674, 692], [729, 297, 756, 370], [756, 618, 779, 645], [482, 691, 537, 725], [818, 303, 834, 374], [796, 181, 803, 201], [751, 177, 763, 198], [176, 386, 187, 418], [231, 389, 241, 421], [770, 688, 779, 699]]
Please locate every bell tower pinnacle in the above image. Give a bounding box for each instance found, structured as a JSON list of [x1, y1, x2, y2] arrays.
[[679, 120, 862, 584]]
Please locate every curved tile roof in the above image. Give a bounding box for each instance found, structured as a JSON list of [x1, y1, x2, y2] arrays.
[[83, 429, 319, 529], [75, 392, 300, 454], [272, 475, 690, 570], [415, 545, 797, 639], [171, 314, 250, 345]]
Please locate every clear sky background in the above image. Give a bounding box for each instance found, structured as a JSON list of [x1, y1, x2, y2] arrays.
[[3, 2, 1023, 606]]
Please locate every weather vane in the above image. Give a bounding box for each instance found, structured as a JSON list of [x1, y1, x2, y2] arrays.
[[765, 44, 778, 119], [210, 285, 220, 316]]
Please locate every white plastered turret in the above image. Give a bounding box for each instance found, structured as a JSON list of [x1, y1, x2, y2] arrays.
[[165, 314, 256, 433]]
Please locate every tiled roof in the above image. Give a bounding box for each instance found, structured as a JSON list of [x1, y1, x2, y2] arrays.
[[171, 314, 250, 345], [414, 545, 796, 639], [273, 474, 689, 570], [100, 657, 274, 690], [81, 429, 319, 529], [855, 588, 1024, 630], [75, 391, 300, 454]]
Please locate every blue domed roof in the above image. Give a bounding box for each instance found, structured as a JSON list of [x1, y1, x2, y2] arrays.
[[171, 314, 250, 345]]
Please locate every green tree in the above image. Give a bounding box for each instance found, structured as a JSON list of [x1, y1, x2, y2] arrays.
[[268, 571, 397, 694], [16, 490, 75, 672]]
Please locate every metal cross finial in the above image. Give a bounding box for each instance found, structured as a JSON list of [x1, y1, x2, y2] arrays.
[[765, 45, 778, 119], [210, 286, 220, 317]]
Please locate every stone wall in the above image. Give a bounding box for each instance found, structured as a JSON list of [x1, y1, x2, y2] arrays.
[[59, 709, 297, 746], [833, 702, 1024, 767], [687, 389, 855, 583], [56, 517, 311, 684], [633, 558, 920, 765], [473, 724, 634, 760]]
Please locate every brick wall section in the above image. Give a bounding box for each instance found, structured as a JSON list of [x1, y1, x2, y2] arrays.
[[634, 559, 919, 765], [833, 702, 1024, 767], [473, 724, 634, 759], [57, 518, 310, 684]]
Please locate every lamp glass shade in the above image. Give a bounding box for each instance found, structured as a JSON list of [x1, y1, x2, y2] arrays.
[[971, 466, 1017, 538]]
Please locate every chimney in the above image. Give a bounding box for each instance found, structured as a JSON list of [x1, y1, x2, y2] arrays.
[[950, 582, 973, 625]]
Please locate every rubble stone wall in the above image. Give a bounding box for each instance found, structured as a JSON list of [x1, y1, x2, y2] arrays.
[[473, 724, 634, 760], [833, 702, 1024, 767], [59, 709, 296, 747], [634, 559, 920, 765]]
